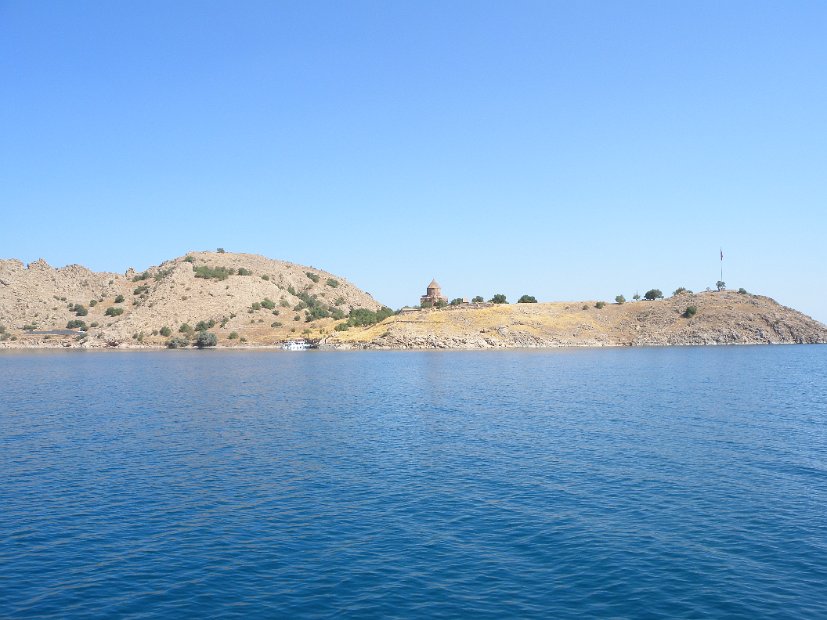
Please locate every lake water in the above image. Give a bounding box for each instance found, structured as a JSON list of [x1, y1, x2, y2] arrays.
[[1, 347, 826, 618]]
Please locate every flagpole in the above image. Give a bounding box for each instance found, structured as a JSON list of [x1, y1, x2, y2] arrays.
[[720, 248, 723, 283]]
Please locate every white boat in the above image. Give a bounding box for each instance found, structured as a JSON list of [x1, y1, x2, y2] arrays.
[[282, 339, 310, 351]]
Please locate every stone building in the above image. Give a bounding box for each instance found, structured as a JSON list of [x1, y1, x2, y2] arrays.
[[420, 278, 448, 306]]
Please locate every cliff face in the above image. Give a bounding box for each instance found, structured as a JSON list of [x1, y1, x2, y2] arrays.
[[0, 252, 380, 348], [327, 292, 827, 349]]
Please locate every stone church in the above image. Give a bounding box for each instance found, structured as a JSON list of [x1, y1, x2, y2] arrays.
[[420, 279, 448, 306]]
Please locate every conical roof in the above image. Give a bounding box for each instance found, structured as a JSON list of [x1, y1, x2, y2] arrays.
[[428, 279, 440, 289]]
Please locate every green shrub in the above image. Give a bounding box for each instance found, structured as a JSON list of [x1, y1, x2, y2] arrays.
[[489, 294, 508, 304], [133, 285, 149, 295], [306, 272, 320, 283], [716, 280, 726, 291], [615, 295, 626, 304], [644, 289, 663, 300], [89, 322, 99, 328], [23, 324, 37, 331], [326, 278, 339, 288], [595, 301, 606, 309], [633, 293, 641, 301], [271, 322, 283, 328], [517, 295, 537, 303], [66, 319, 87, 329], [251, 302, 262, 311], [280, 298, 291, 308], [195, 331, 218, 348], [684, 305, 698, 318], [334, 296, 346, 306], [345, 307, 394, 327], [154, 269, 172, 282], [582, 304, 589, 310], [195, 319, 215, 331], [261, 298, 275, 310], [73, 304, 88, 316], [334, 323, 349, 331], [673, 287, 692, 296], [217, 248, 225, 253], [472, 296, 484, 303], [450, 298, 464, 306], [159, 326, 172, 337], [132, 272, 149, 282], [240, 337, 247, 343], [330, 308, 345, 320], [434, 299, 447, 308], [194, 265, 232, 280], [179, 323, 193, 334], [294, 315, 301, 321], [105, 307, 124, 317], [738, 287, 748, 294], [166, 337, 190, 349], [237, 267, 252, 276], [184, 255, 195, 263], [114, 295, 125, 303], [0, 325, 6, 334], [228, 331, 239, 339], [89, 300, 97, 307], [261, 274, 270, 281]]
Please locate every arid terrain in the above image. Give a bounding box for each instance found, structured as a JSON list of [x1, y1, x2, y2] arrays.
[[1, 252, 825, 349]]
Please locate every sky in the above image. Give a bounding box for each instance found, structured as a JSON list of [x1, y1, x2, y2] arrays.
[[2, 1, 825, 321]]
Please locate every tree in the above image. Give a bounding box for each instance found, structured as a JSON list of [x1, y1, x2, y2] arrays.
[[595, 301, 606, 309], [683, 305, 698, 318], [449, 298, 464, 306], [472, 296, 484, 303], [195, 331, 218, 348], [615, 295, 626, 304], [716, 280, 726, 291], [517, 295, 537, 303], [738, 287, 748, 294], [644, 289, 663, 300], [489, 294, 508, 304], [633, 292, 641, 301], [673, 287, 692, 296]]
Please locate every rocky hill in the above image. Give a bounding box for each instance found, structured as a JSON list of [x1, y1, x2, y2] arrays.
[[0, 252, 382, 348], [327, 291, 827, 349], [2, 255, 825, 349]]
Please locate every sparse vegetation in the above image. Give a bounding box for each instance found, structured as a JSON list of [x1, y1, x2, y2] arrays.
[[251, 302, 262, 311], [673, 287, 692, 296], [132, 272, 149, 282], [179, 323, 193, 334], [66, 320, 87, 329], [615, 295, 626, 304], [472, 296, 484, 303], [261, 274, 270, 281], [684, 305, 698, 318], [23, 324, 36, 331], [306, 272, 320, 283], [342, 307, 394, 328], [228, 332, 239, 339], [326, 278, 339, 288], [89, 300, 97, 307], [271, 322, 283, 328], [738, 287, 748, 294], [582, 304, 589, 310], [194, 265, 232, 281], [160, 326, 172, 337], [644, 289, 664, 300], [517, 295, 537, 303], [184, 255, 195, 263], [133, 285, 149, 295], [195, 320, 216, 331], [261, 298, 275, 310], [633, 293, 641, 301], [595, 301, 606, 309], [334, 297, 346, 306], [70, 303, 88, 316], [490, 294, 508, 304], [105, 307, 124, 317], [114, 295, 125, 303], [237, 267, 252, 276], [166, 337, 190, 349], [450, 298, 464, 306], [217, 248, 225, 253]]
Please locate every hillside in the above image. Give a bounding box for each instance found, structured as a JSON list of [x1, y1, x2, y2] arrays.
[[327, 291, 827, 349], [0, 252, 382, 348]]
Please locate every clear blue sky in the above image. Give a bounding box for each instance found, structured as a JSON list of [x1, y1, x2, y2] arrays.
[[2, 1, 825, 321]]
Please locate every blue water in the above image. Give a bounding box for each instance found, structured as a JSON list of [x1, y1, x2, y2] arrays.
[[1, 347, 826, 618]]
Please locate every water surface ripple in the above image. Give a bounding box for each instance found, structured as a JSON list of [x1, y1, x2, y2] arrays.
[[1, 347, 825, 618]]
